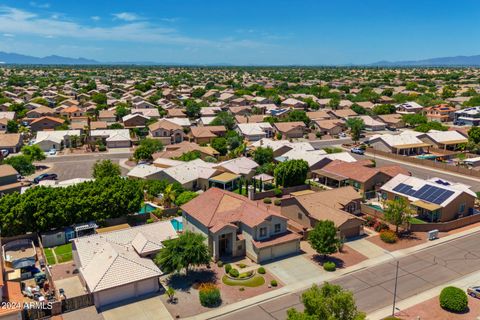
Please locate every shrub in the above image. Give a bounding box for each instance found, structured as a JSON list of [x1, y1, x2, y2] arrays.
[[439, 286, 468, 313], [238, 263, 247, 268], [257, 267, 266, 274], [380, 230, 398, 244], [217, 260, 223, 267], [229, 268, 239, 278], [239, 287, 245, 291], [273, 188, 282, 197], [323, 261, 336, 272], [382, 317, 401, 320], [199, 283, 222, 307], [146, 218, 153, 224], [224, 264, 232, 273], [270, 280, 278, 287], [274, 199, 281, 206], [98, 144, 107, 152], [263, 198, 272, 204], [264, 183, 274, 190], [315, 131, 322, 138], [374, 221, 389, 232], [239, 271, 253, 279], [364, 215, 377, 227]]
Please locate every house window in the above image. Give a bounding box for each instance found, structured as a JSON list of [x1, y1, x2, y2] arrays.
[[259, 227, 267, 237], [297, 212, 302, 220], [274, 224, 281, 233], [460, 203, 466, 213], [237, 244, 242, 251]]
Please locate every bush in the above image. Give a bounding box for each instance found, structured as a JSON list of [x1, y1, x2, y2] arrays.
[[199, 283, 222, 307], [270, 280, 278, 287], [257, 267, 266, 274], [323, 261, 336, 272], [229, 268, 239, 278], [263, 198, 272, 204], [146, 218, 153, 224], [217, 260, 223, 267], [98, 144, 107, 152], [374, 221, 389, 232], [224, 264, 232, 273], [238, 263, 247, 268], [315, 131, 322, 138], [439, 286, 468, 313], [364, 215, 377, 227], [274, 199, 281, 206], [273, 188, 282, 197], [382, 317, 401, 320], [239, 271, 253, 279], [380, 230, 398, 244]]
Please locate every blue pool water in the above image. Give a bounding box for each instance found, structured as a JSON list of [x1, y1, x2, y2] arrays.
[[138, 203, 157, 214], [170, 218, 183, 232]]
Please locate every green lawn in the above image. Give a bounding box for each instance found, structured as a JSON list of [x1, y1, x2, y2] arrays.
[[44, 248, 56, 265], [222, 275, 265, 287], [54, 243, 73, 263], [409, 217, 427, 224]]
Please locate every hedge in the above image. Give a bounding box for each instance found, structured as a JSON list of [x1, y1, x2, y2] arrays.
[[439, 286, 468, 312]]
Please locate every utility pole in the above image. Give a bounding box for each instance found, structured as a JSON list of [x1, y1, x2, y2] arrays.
[[392, 260, 399, 316]]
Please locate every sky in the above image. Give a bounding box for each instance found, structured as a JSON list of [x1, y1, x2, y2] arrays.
[[0, 0, 479, 65]]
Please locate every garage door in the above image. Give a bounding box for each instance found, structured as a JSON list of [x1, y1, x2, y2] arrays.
[[107, 140, 131, 148], [259, 241, 299, 263], [96, 283, 135, 308], [341, 226, 360, 238], [136, 278, 158, 296]]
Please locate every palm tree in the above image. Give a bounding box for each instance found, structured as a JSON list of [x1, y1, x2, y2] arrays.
[[162, 184, 177, 208]]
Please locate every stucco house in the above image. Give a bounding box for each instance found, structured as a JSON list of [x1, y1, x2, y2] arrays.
[[148, 119, 185, 145], [182, 188, 301, 263], [273, 121, 307, 139]]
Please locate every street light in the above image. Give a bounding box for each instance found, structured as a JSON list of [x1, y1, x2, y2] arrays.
[[384, 251, 400, 316]]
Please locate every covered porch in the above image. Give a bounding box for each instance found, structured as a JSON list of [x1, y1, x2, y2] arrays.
[[392, 143, 431, 156], [311, 169, 349, 188], [411, 200, 443, 222], [208, 172, 241, 191]]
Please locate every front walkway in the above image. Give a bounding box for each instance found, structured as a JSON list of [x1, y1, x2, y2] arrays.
[[263, 254, 322, 286]]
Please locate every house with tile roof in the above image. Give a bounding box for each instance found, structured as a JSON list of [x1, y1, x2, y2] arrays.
[[273, 121, 307, 139], [73, 221, 177, 308], [148, 119, 185, 145], [182, 188, 301, 263], [281, 187, 365, 238]]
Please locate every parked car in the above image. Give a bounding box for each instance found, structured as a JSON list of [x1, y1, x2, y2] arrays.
[[339, 132, 347, 138], [33, 173, 58, 184], [48, 148, 57, 155], [0, 149, 9, 157], [467, 286, 480, 298], [350, 147, 365, 155]]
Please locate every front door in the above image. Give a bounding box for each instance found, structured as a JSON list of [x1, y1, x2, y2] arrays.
[[219, 234, 230, 257]]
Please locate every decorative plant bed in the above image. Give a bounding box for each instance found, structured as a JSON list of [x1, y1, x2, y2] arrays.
[[222, 275, 265, 287], [225, 269, 256, 281]]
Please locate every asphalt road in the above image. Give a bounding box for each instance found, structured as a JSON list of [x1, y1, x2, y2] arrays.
[[217, 231, 480, 320], [38, 152, 131, 181]]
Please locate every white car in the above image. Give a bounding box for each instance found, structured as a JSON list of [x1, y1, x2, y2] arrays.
[[339, 132, 347, 138], [48, 149, 57, 155], [0, 149, 9, 157]]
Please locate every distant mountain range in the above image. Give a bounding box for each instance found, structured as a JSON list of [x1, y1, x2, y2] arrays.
[[2, 50, 480, 67], [370, 55, 480, 67]]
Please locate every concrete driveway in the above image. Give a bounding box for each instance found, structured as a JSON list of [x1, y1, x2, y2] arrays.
[[263, 254, 322, 286], [101, 294, 172, 320]]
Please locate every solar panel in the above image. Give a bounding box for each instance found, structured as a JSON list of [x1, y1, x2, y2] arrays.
[[431, 190, 454, 204], [424, 187, 444, 202], [414, 185, 433, 199]]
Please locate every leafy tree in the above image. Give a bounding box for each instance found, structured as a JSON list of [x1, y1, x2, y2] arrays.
[[210, 112, 236, 130], [175, 191, 199, 206], [286, 110, 310, 125], [21, 145, 46, 162], [402, 114, 427, 127], [211, 137, 228, 156], [383, 197, 414, 233], [134, 139, 164, 161], [174, 150, 201, 161], [191, 87, 206, 98], [91, 93, 107, 105], [162, 184, 177, 208], [468, 127, 480, 144], [3, 155, 35, 176], [31, 97, 49, 106], [274, 159, 308, 187], [414, 121, 448, 133], [372, 104, 395, 115], [92, 159, 121, 179], [115, 104, 129, 119], [287, 283, 366, 320], [253, 147, 274, 165], [184, 99, 202, 118], [154, 231, 210, 276], [345, 117, 365, 142], [108, 123, 124, 129], [350, 104, 367, 115], [6, 120, 18, 133], [308, 220, 340, 259]]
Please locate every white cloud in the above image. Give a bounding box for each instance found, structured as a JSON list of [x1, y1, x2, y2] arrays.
[[0, 6, 269, 50], [91, 16, 101, 21], [112, 12, 140, 22], [3, 33, 14, 37], [29, 2, 50, 9], [160, 17, 179, 23]]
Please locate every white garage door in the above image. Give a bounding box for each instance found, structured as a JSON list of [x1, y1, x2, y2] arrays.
[[260, 241, 299, 263], [107, 140, 131, 148], [136, 278, 158, 295], [96, 283, 135, 308]]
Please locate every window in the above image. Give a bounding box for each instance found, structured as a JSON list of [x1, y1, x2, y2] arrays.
[[460, 203, 466, 213], [297, 212, 303, 220], [274, 224, 281, 233], [259, 227, 267, 237]]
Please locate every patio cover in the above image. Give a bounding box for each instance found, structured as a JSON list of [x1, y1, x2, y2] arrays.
[[411, 200, 442, 212]]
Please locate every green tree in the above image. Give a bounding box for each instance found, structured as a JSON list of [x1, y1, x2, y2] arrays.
[[154, 231, 210, 276], [3, 155, 35, 176], [162, 184, 177, 208], [173, 150, 201, 161], [191, 88, 206, 99], [211, 137, 228, 156], [350, 104, 367, 115], [21, 145, 46, 162], [115, 104, 129, 119], [175, 191, 199, 206], [372, 104, 395, 115], [287, 283, 366, 320], [308, 220, 340, 259], [274, 159, 308, 187], [402, 114, 427, 127], [414, 121, 448, 133], [92, 159, 121, 179], [210, 112, 236, 130], [134, 139, 164, 161], [184, 99, 201, 118], [286, 110, 310, 125], [345, 117, 365, 142], [468, 127, 480, 144], [6, 120, 18, 133], [383, 197, 414, 233], [253, 147, 274, 165], [91, 93, 107, 105]]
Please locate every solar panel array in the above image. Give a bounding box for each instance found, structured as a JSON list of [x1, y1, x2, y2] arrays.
[[392, 183, 454, 205]]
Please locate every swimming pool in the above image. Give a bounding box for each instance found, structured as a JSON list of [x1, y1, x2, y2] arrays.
[[138, 203, 158, 214], [367, 204, 384, 212], [170, 217, 183, 232]]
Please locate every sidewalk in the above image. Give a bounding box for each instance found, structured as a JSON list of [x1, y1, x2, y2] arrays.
[[185, 225, 480, 320]]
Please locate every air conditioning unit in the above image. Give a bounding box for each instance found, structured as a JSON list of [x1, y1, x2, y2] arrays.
[[428, 229, 439, 241]]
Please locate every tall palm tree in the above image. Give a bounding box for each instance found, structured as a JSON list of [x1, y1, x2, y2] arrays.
[[162, 184, 177, 208]]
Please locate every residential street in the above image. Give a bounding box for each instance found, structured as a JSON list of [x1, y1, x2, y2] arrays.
[[215, 231, 480, 320]]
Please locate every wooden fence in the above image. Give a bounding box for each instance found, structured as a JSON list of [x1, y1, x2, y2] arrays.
[[366, 147, 480, 178], [61, 293, 94, 313]]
